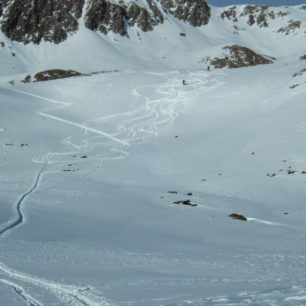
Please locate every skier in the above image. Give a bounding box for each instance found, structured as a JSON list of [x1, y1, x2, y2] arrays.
[[207, 65, 210, 71], [182, 80, 186, 85]]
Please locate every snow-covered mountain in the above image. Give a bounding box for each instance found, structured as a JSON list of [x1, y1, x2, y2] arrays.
[[0, 1, 306, 305], [0, 1, 305, 76]]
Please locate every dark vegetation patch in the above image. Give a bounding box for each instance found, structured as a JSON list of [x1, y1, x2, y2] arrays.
[[173, 200, 197, 207], [168, 191, 178, 194], [229, 213, 247, 221], [300, 55, 306, 60], [179, 32, 186, 36], [278, 20, 301, 35], [81, 155, 88, 159], [208, 45, 275, 69], [289, 84, 299, 89], [300, 5, 306, 10]]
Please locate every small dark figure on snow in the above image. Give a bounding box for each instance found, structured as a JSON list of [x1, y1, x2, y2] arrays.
[[207, 65, 210, 71], [182, 80, 186, 85]]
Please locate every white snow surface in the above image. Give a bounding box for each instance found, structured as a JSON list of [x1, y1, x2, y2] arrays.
[[0, 4, 306, 305]]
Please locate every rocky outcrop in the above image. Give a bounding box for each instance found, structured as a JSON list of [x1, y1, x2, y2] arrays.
[[84, 0, 128, 36], [221, 5, 291, 29], [160, 0, 210, 26], [0, 0, 210, 43], [278, 20, 301, 35], [220, 6, 238, 22], [240, 5, 274, 27], [1, 0, 82, 44], [128, 0, 164, 32], [208, 45, 275, 69]]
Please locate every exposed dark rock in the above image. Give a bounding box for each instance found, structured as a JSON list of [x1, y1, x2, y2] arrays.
[[1, 0, 79, 44], [85, 0, 164, 36], [267, 173, 276, 177], [21, 75, 32, 83], [229, 213, 247, 221], [240, 5, 275, 27], [63, 0, 85, 19], [221, 6, 238, 22], [293, 68, 306, 77], [127, 3, 163, 32], [277, 11, 289, 17], [278, 20, 301, 35], [287, 169, 296, 174], [34, 69, 81, 82], [289, 84, 299, 89], [160, 0, 210, 26], [209, 45, 275, 69], [173, 200, 197, 207], [84, 0, 128, 36], [0, 0, 210, 42], [300, 55, 306, 60]]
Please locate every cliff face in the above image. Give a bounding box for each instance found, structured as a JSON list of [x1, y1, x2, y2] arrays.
[[0, 0, 211, 44], [160, 0, 210, 26], [0, 0, 84, 44]]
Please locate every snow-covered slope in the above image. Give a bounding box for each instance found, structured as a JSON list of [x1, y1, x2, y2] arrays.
[[0, 4, 305, 80], [0, 2, 306, 306]]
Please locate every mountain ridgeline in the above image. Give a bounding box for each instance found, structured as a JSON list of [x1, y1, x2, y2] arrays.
[[0, 0, 210, 43]]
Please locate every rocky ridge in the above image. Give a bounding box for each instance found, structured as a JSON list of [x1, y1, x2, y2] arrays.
[[220, 4, 304, 35], [0, 0, 210, 44], [204, 45, 275, 69]]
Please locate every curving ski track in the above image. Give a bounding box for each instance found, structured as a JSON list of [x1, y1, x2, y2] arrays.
[[0, 160, 47, 237], [0, 70, 220, 305]]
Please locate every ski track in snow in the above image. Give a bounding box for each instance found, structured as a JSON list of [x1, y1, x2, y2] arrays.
[[0, 70, 220, 305], [0, 278, 42, 306], [0, 160, 47, 237], [170, 284, 306, 306]]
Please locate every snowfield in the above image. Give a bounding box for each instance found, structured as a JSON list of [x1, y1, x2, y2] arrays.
[[1, 3, 306, 306]]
